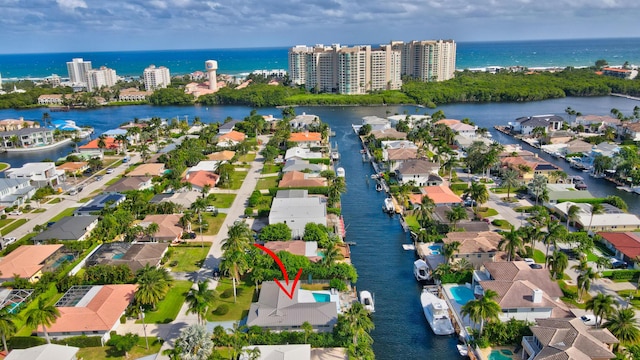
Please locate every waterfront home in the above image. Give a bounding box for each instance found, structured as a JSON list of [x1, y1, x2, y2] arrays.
[[362, 116, 391, 131], [552, 202, 640, 232], [105, 176, 153, 192], [500, 156, 561, 181], [32, 216, 99, 243], [246, 281, 338, 332], [521, 318, 618, 360], [206, 150, 235, 161], [564, 139, 594, 154], [269, 190, 327, 239], [290, 113, 320, 130], [574, 114, 620, 132], [45, 284, 137, 342], [0, 244, 64, 283], [0, 127, 55, 149], [284, 146, 323, 161], [218, 120, 240, 135], [150, 190, 200, 209], [381, 140, 418, 171], [543, 130, 574, 144], [619, 121, 640, 141], [442, 231, 504, 269], [530, 183, 594, 204], [5, 162, 65, 188], [37, 94, 65, 105], [118, 88, 151, 102], [473, 261, 571, 321], [601, 67, 638, 80], [509, 115, 564, 135], [0, 178, 36, 207], [435, 119, 477, 137], [264, 240, 322, 262], [289, 131, 323, 148], [395, 159, 440, 186], [597, 232, 640, 268], [282, 159, 324, 174], [240, 345, 348, 360], [387, 114, 431, 129], [409, 185, 463, 208], [370, 128, 407, 140], [125, 163, 165, 177], [455, 134, 492, 150], [78, 136, 118, 153], [74, 193, 126, 216], [86, 242, 169, 272], [187, 160, 221, 173], [57, 161, 89, 176], [217, 130, 246, 147], [183, 170, 220, 191], [138, 214, 184, 242], [0, 117, 40, 131], [279, 171, 328, 188], [5, 344, 79, 360]]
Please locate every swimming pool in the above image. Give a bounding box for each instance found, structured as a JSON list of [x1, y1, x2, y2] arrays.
[[312, 293, 331, 302], [488, 349, 513, 360], [428, 245, 441, 255], [450, 286, 475, 305], [113, 253, 125, 259], [51, 254, 75, 269]]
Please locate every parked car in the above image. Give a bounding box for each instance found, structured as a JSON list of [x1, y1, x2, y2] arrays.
[[610, 259, 628, 269], [106, 168, 114, 174], [2, 237, 17, 246], [67, 188, 78, 196], [523, 258, 535, 265], [205, 206, 217, 212], [8, 210, 23, 216], [581, 314, 600, 326], [559, 248, 579, 260], [529, 264, 543, 269], [95, 175, 103, 181]]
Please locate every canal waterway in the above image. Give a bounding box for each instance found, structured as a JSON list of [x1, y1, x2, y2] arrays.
[[0, 96, 639, 358]]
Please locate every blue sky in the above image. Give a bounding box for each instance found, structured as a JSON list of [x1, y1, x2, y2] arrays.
[[1, 0, 639, 54]]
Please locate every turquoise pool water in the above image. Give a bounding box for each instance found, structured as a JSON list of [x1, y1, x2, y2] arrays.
[[428, 245, 441, 255], [489, 350, 513, 360], [450, 286, 475, 305], [113, 253, 125, 259], [312, 293, 331, 302], [52, 254, 75, 269]]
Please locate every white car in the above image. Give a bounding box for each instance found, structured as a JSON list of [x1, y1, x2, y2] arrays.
[[106, 168, 114, 174], [581, 314, 600, 326], [8, 210, 23, 216], [2, 237, 17, 246], [206, 206, 217, 212], [523, 258, 535, 265]]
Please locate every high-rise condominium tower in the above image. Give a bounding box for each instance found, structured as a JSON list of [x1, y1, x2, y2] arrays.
[[87, 66, 117, 92], [143, 65, 171, 90], [66, 58, 92, 84]]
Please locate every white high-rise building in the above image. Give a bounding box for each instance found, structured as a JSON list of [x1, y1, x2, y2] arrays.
[[391, 39, 457, 82], [86, 66, 117, 92], [66, 58, 92, 84], [143, 65, 171, 91]]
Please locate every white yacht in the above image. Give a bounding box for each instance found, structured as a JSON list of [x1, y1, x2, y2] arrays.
[[359, 290, 375, 312], [383, 197, 395, 213], [413, 259, 430, 281], [420, 288, 455, 335]]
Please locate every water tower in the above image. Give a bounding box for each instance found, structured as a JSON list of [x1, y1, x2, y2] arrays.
[[205, 60, 218, 90]]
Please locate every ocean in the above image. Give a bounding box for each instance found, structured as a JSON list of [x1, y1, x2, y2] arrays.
[[1, 37, 640, 79]]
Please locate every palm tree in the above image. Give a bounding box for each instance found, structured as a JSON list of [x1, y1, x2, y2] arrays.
[[547, 251, 568, 280], [135, 265, 172, 310], [465, 182, 489, 214], [501, 169, 520, 199], [498, 226, 522, 262], [342, 302, 375, 351], [446, 205, 468, 231], [544, 221, 567, 263], [529, 174, 548, 206], [588, 203, 605, 232], [144, 222, 159, 241], [442, 241, 461, 264], [586, 293, 615, 328], [416, 196, 436, 228], [460, 289, 501, 336], [566, 204, 581, 230], [24, 299, 60, 344], [321, 243, 343, 267], [222, 221, 253, 255], [576, 267, 600, 302], [97, 134, 107, 155], [0, 308, 17, 352], [115, 133, 128, 154], [605, 307, 640, 345], [186, 280, 216, 325]]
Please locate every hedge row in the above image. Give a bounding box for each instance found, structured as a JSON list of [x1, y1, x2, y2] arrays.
[[606, 270, 640, 281], [308, 158, 331, 165]]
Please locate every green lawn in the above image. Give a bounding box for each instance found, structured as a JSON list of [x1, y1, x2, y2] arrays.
[[257, 176, 279, 190], [0, 162, 9, 171], [477, 207, 498, 218], [404, 215, 420, 231], [586, 251, 599, 262], [229, 171, 248, 190], [77, 196, 92, 203], [532, 249, 546, 264], [77, 337, 162, 360], [31, 208, 47, 213], [1, 219, 27, 234], [238, 153, 257, 162], [105, 176, 122, 186], [49, 207, 78, 222], [137, 280, 192, 324], [193, 213, 227, 235], [206, 279, 256, 321], [15, 283, 60, 336], [210, 194, 236, 208], [262, 163, 281, 174], [167, 244, 212, 272], [0, 218, 14, 228]]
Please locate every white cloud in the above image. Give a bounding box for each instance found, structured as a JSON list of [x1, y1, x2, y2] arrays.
[[56, 0, 87, 11]]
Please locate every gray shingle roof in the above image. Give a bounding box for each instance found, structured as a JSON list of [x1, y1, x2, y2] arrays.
[[32, 216, 98, 242], [530, 318, 618, 360]]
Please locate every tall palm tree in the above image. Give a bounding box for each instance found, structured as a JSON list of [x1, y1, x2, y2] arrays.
[[135, 265, 172, 310], [342, 302, 375, 351], [24, 299, 60, 344], [321, 243, 343, 267], [97, 134, 107, 155], [588, 203, 605, 232], [221, 221, 253, 291], [547, 251, 568, 280], [529, 174, 548, 206], [605, 307, 640, 345], [576, 268, 600, 302], [544, 221, 567, 263], [417, 196, 436, 228], [465, 182, 489, 214], [442, 241, 461, 264], [586, 293, 615, 328], [0, 308, 17, 352], [460, 289, 501, 336], [144, 222, 159, 241], [186, 280, 216, 325], [498, 226, 522, 262], [566, 204, 581, 230], [446, 205, 468, 231], [501, 169, 520, 199]]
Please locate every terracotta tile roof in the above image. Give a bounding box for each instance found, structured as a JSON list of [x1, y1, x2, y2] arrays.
[[78, 137, 119, 150], [387, 148, 417, 161], [56, 162, 88, 172], [597, 232, 640, 259], [483, 261, 564, 298], [140, 214, 183, 241], [442, 231, 502, 254], [48, 284, 137, 333], [623, 122, 640, 132], [424, 185, 462, 204], [218, 130, 246, 143], [279, 171, 327, 188], [125, 163, 165, 177], [183, 170, 219, 189], [289, 132, 322, 142], [0, 244, 63, 279], [434, 119, 461, 126], [206, 150, 235, 161]]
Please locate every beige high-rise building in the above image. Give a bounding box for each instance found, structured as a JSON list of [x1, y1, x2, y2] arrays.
[[86, 66, 117, 92], [391, 39, 457, 82], [66, 58, 92, 85], [143, 65, 171, 90]]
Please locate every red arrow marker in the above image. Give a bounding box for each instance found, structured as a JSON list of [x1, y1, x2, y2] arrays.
[[253, 243, 303, 299]]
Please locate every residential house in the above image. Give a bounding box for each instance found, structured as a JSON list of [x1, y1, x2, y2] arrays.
[[0, 244, 64, 283], [521, 318, 618, 360], [540, 183, 594, 204], [125, 163, 165, 177], [602, 67, 638, 79], [395, 159, 440, 186], [32, 216, 99, 243], [105, 176, 153, 192], [370, 128, 407, 140], [78, 137, 118, 153], [183, 171, 219, 191], [138, 214, 184, 242], [435, 119, 477, 137], [509, 115, 564, 135], [543, 130, 574, 145], [218, 120, 240, 135], [289, 132, 323, 148], [37, 94, 65, 105], [187, 160, 221, 173], [246, 281, 338, 332], [118, 88, 151, 102], [564, 139, 594, 155], [0, 178, 36, 207], [206, 150, 235, 161], [574, 114, 620, 132], [0, 118, 40, 131], [597, 232, 640, 267], [455, 134, 493, 150], [57, 162, 89, 176], [150, 190, 200, 210], [45, 284, 137, 342], [552, 202, 640, 232], [442, 231, 504, 269], [5, 162, 65, 188], [472, 261, 571, 321], [620, 121, 640, 141], [0, 127, 55, 149], [217, 130, 246, 147], [381, 140, 418, 171], [269, 190, 327, 238], [74, 193, 126, 216], [500, 156, 561, 181], [290, 113, 320, 130], [409, 185, 463, 208], [86, 242, 169, 272], [284, 146, 323, 161], [264, 240, 322, 262], [282, 159, 323, 174], [361, 116, 391, 131], [279, 171, 328, 188], [5, 344, 79, 360], [387, 114, 431, 129]]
